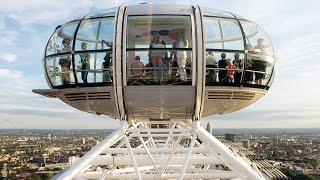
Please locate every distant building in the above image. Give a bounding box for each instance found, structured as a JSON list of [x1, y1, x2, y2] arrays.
[[48, 133, 52, 140], [317, 135, 320, 144], [1, 163, 8, 178], [206, 122, 212, 134], [243, 140, 250, 149], [68, 156, 80, 166], [225, 133, 235, 142]]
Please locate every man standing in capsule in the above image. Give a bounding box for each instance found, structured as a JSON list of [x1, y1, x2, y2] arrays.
[[59, 38, 72, 85], [173, 30, 189, 82]]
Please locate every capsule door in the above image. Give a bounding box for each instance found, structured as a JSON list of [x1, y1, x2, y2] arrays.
[[121, 5, 196, 122]]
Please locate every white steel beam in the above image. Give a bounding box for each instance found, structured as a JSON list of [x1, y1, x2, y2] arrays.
[[54, 121, 266, 180], [56, 124, 127, 180], [196, 121, 265, 180]]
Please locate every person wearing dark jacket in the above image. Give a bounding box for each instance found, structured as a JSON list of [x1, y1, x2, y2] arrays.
[[218, 52, 227, 83]]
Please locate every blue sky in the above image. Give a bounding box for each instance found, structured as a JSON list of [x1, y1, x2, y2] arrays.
[[0, 0, 319, 129]]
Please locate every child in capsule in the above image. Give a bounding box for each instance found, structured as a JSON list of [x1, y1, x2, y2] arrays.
[[226, 59, 236, 83], [59, 38, 72, 85], [131, 56, 144, 76], [80, 42, 90, 83], [233, 53, 242, 85]]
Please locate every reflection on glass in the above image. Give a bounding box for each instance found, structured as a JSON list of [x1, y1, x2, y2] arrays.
[[126, 15, 192, 85], [74, 52, 113, 84], [205, 52, 244, 86], [244, 54, 274, 86], [46, 22, 79, 55], [75, 18, 114, 51], [127, 16, 192, 49], [127, 50, 192, 85], [46, 55, 75, 86]]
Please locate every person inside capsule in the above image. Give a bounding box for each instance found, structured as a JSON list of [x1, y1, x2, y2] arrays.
[[102, 52, 112, 82], [218, 52, 227, 83], [149, 32, 166, 83], [206, 51, 217, 83], [233, 53, 242, 85], [58, 38, 72, 85], [80, 42, 90, 83], [131, 55, 144, 76], [172, 30, 189, 82]]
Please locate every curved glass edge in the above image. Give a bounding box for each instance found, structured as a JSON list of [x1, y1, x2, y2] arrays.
[[83, 7, 117, 19], [203, 16, 276, 90], [204, 17, 244, 50], [75, 17, 115, 51], [201, 8, 234, 18], [45, 21, 79, 56], [44, 16, 115, 89], [240, 20, 275, 55]]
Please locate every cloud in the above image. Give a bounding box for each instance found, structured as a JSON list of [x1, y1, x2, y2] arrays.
[[0, 0, 96, 27], [0, 53, 17, 62], [0, 30, 19, 46], [0, 68, 22, 79], [0, 17, 5, 30]]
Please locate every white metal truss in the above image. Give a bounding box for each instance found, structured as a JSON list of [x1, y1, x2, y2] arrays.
[[56, 121, 266, 180]]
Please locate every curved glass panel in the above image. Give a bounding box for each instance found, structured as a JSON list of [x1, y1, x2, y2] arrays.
[[84, 8, 117, 19], [240, 21, 274, 54], [220, 19, 244, 50], [75, 17, 114, 51], [202, 8, 234, 18], [204, 18, 222, 49], [74, 52, 113, 84], [243, 54, 275, 86], [45, 55, 76, 87], [267, 66, 275, 88], [126, 15, 193, 85], [46, 21, 79, 56], [204, 18, 244, 50], [205, 51, 244, 86]]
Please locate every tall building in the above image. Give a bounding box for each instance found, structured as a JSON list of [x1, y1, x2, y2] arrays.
[[206, 122, 212, 134], [243, 140, 250, 149], [225, 133, 235, 142], [47, 133, 52, 140]]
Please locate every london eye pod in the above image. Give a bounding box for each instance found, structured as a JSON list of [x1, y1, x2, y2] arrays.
[[34, 4, 275, 123], [33, 4, 277, 180]]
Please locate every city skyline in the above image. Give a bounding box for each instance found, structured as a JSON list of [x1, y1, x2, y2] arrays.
[[0, 0, 320, 129]]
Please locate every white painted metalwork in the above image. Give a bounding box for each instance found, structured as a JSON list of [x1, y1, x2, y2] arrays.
[[56, 121, 265, 180]]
